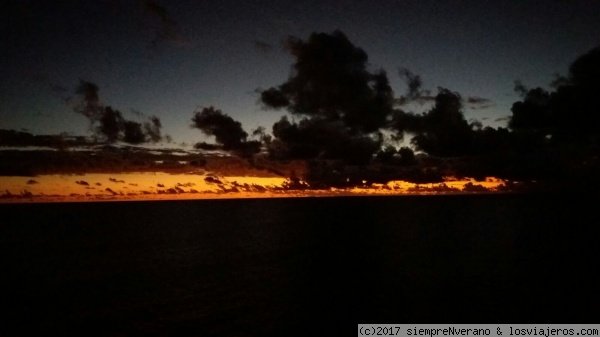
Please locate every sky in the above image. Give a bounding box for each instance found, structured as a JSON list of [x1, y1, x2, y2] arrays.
[[1, 0, 600, 147]]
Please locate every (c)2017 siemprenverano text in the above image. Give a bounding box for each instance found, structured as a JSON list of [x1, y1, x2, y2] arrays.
[[357, 325, 600, 337]]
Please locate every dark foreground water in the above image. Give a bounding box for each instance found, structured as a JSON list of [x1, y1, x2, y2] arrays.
[[1, 194, 599, 336]]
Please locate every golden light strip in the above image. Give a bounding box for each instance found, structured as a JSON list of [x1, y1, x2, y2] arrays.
[[0, 173, 509, 203]]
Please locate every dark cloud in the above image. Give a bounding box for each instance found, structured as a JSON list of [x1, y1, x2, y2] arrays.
[[391, 88, 474, 157], [198, 33, 600, 189], [375, 145, 397, 164], [191, 106, 260, 157], [259, 30, 392, 166], [398, 67, 422, 98], [473, 46, 600, 184], [466, 96, 495, 110], [376, 146, 416, 166], [142, 0, 190, 50], [462, 182, 490, 193], [568, 46, 600, 88], [409, 88, 473, 157], [406, 183, 461, 194], [122, 120, 145, 144], [105, 188, 118, 196], [260, 87, 289, 108], [469, 119, 483, 130], [191, 106, 248, 149], [262, 30, 393, 133], [513, 80, 528, 97], [469, 103, 495, 110], [254, 40, 273, 53], [509, 45, 600, 150], [549, 72, 568, 89], [396, 68, 435, 105], [73, 80, 163, 144], [193, 142, 221, 151], [508, 87, 551, 131], [144, 116, 163, 143], [204, 176, 223, 184], [98, 107, 124, 143], [268, 116, 382, 165], [0, 129, 93, 149], [75, 80, 102, 120], [466, 96, 491, 105]]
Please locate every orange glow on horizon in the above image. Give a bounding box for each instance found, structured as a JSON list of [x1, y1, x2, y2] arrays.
[[0, 173, 511, 203]]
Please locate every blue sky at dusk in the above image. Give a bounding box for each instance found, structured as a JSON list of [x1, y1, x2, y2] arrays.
[[1, 0, 599, 146]]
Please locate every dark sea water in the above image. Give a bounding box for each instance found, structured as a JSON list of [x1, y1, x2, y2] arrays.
[[1, 194, 599, 336]]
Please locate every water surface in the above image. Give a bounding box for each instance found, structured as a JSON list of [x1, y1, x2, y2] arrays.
[[1, 194, 598, 336]]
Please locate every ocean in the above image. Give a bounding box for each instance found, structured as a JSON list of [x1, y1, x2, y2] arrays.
[[1, 194, 598, 336]]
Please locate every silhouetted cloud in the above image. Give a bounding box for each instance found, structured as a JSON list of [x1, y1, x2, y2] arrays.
[[0, 129, 93, 149], [396, 68, 435, 105], [376, 146, 417, 166], [412, 89, 473, 156], [262, 30, 393, 133], [204, 176, 223, 184], [193, 142, 221, 151], [398, 67, 422, 97], [258, 30, 393, 166], [54, 30, 583, 190], [549, 72, 569, 89], [462, 182, 490, 192], [73, 80, 163, 144], [191, 106, 260, 157], [98, 107, 123, 143], [254, 40, 273, 53], [509, 87, 551, 131], [466, 96, 491, 105], [406, 183, 461, 193], [144, 116, 162, 143], [122, 120, 145, 144], [268, 116, 382, 164], [466, 96, 494, 110], [391, 88, 474, 157], [105, 188, 118, 196], [191, 107, 247, 149], [470, 104, 495, 110], [75, 80, 102, 120], [260, 88, 289, 108], [509, 45, 600, 152], [141, 0, 190, 50], [513, 80, 528, 97]]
